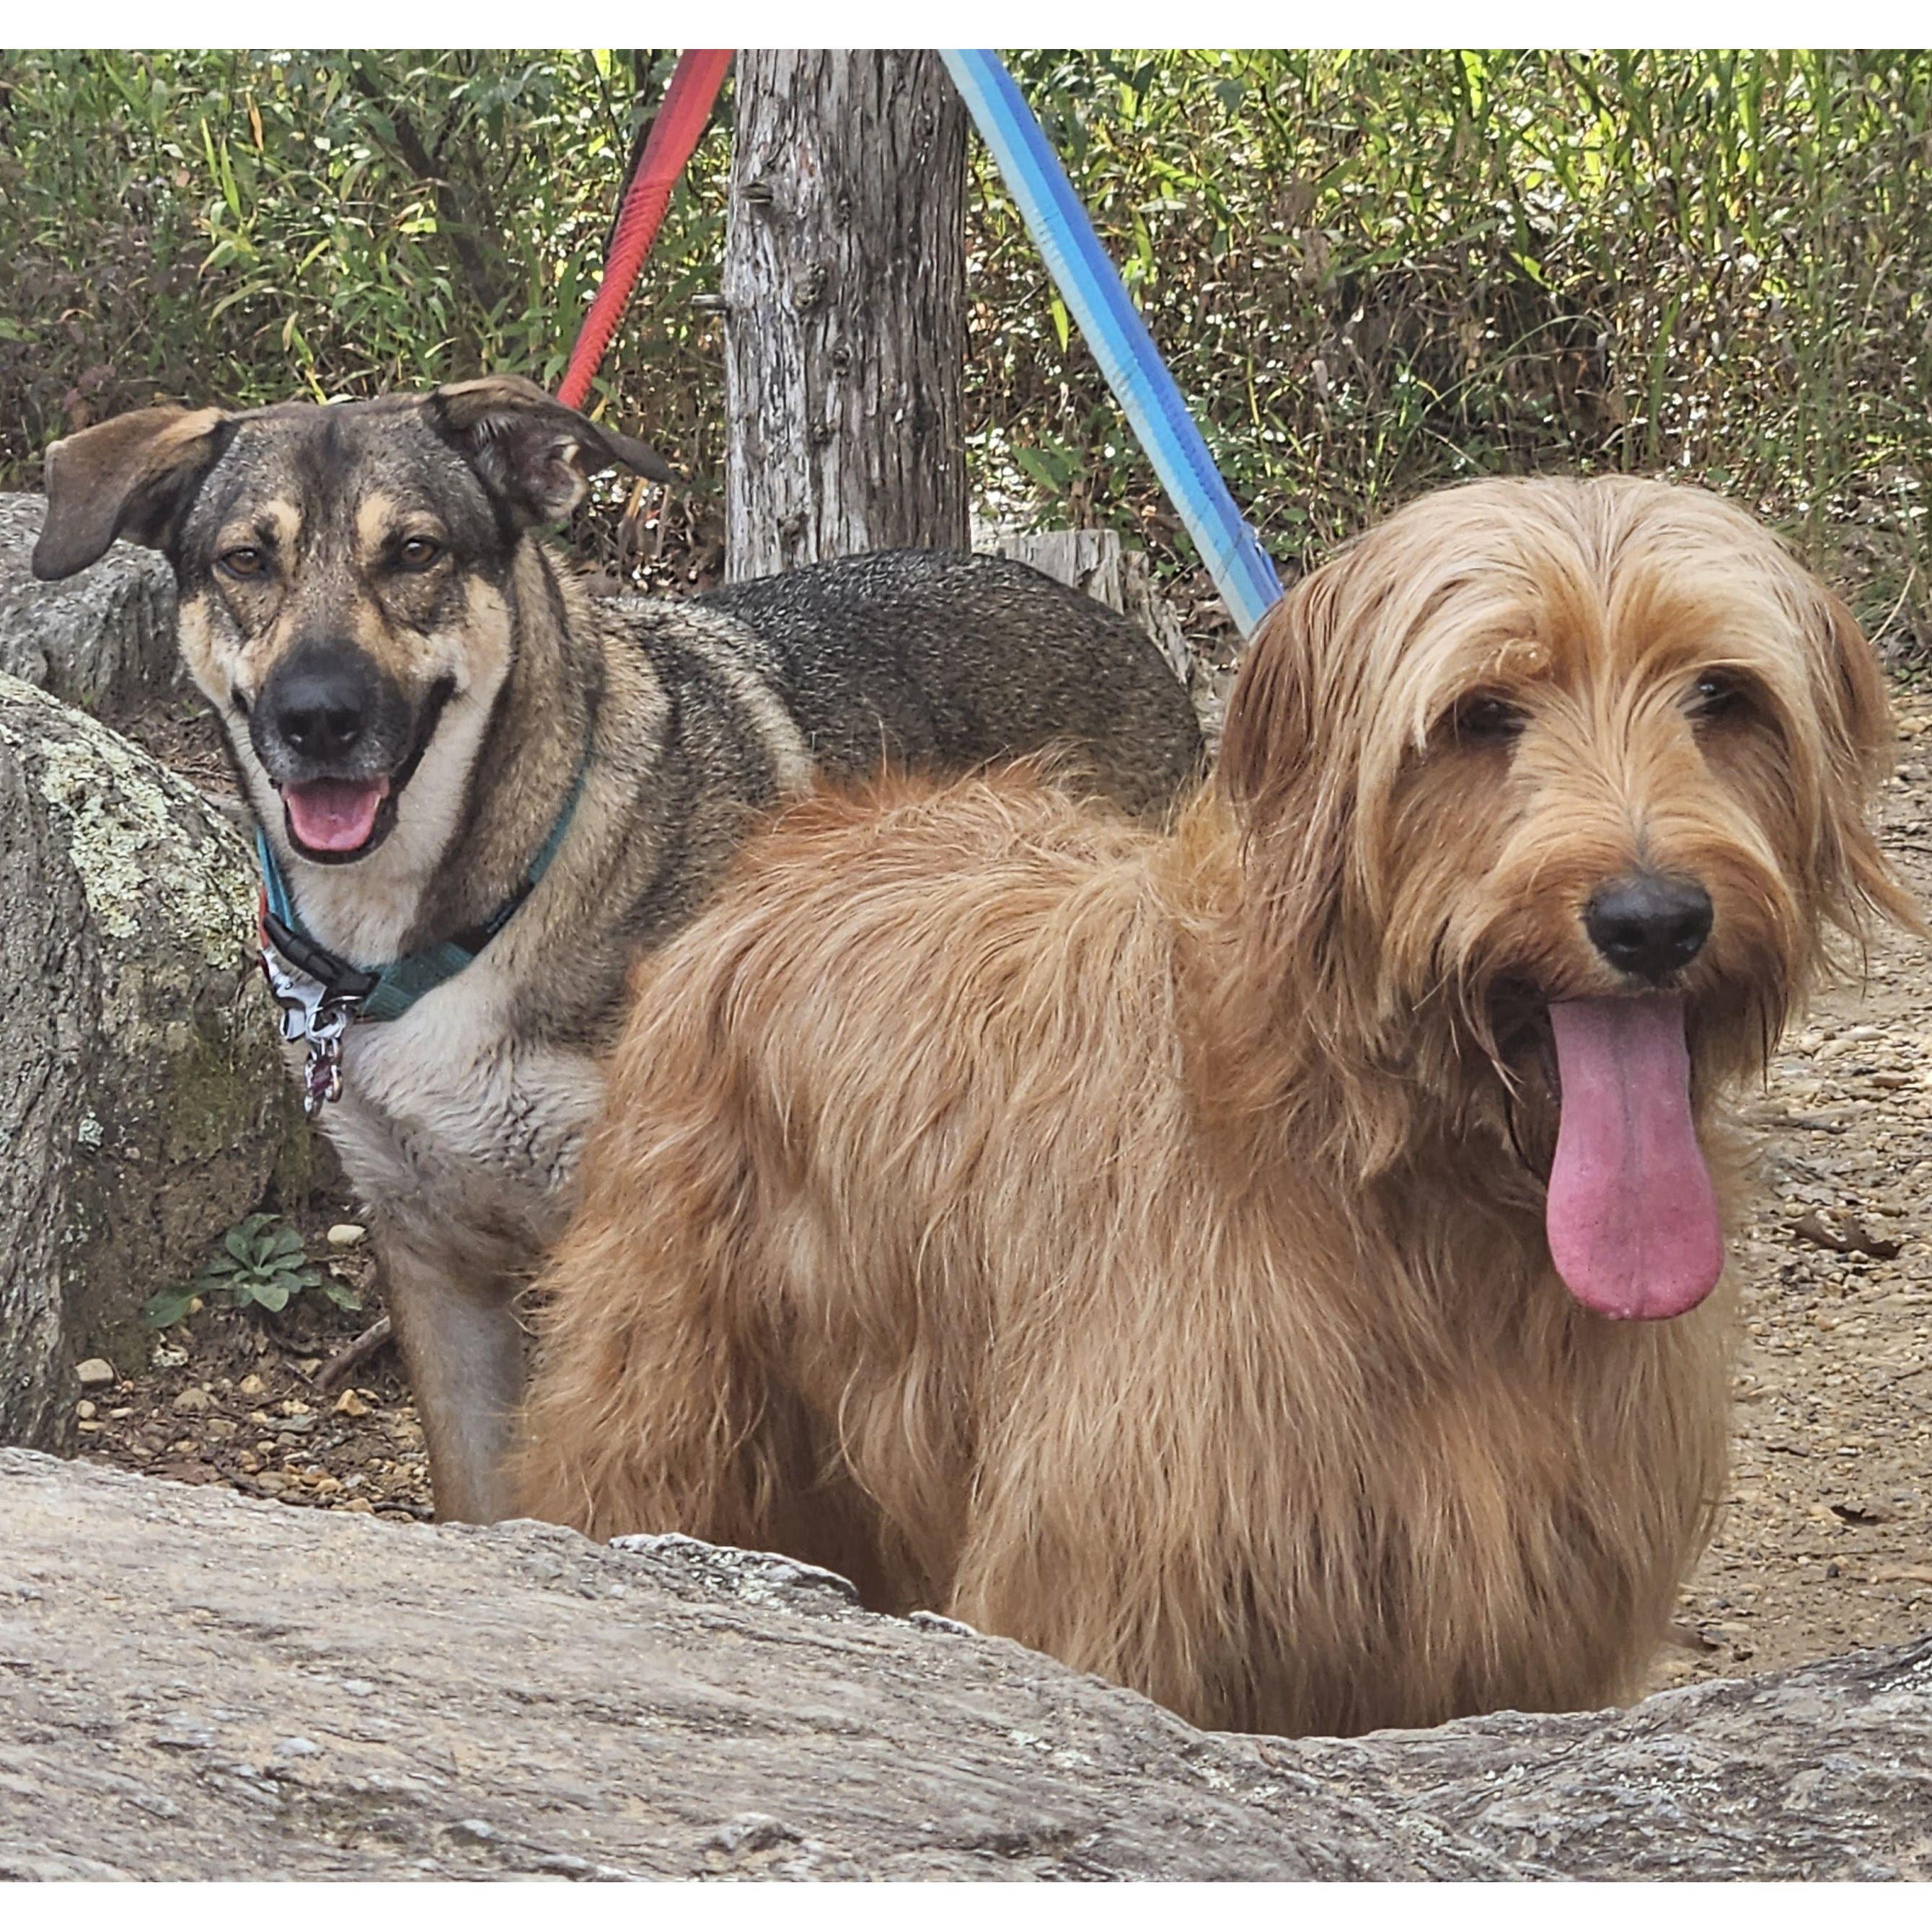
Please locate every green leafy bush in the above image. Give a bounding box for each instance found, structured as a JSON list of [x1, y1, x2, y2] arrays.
[[974, 50, 1931, 637], [1, 50, 1926, 641], [0, 51, 728, 481]]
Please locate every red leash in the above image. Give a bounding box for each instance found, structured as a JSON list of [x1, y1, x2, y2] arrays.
[[557, 49, 734, 412]]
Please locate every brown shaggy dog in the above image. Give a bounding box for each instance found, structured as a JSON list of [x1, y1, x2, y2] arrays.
[[515, 476, 1915, 1737]]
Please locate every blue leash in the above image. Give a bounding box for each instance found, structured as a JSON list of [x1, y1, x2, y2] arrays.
[[942, 50, 1284, 638]]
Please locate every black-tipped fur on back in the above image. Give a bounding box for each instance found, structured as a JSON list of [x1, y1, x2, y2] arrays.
[[700, 550, 1204, 818]]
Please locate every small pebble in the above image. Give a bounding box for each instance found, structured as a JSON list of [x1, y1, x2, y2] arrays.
[[334, 1390, 372, 1418], [74, 1401, 96, 1421], [327, 1224, 368, 1249], [237, 1374, 268, 1398], [172, 1386, 212, 1414], [75, 1359, 115, 1389]]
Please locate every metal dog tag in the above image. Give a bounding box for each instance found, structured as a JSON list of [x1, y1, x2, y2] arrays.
[[257, 944, 358, 1116]]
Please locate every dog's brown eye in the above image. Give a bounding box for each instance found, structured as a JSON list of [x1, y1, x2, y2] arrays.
[[1453, 694, 1526, 742], [395, 537, 443, 572], [220, 545, 267, 579], [1689, 671, 1747, 722]]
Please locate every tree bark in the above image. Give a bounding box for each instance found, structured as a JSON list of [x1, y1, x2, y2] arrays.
[[723, 51, 967, 579]]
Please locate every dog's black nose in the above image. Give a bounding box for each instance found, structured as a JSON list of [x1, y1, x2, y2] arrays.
[[268, 656, 375, 762], [1584, 874, 1713, 984]]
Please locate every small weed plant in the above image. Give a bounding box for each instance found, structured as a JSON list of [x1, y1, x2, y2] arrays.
[[144, 1212, 360, 1328]]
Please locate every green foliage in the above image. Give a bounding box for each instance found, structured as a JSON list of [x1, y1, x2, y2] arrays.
[[144, 1212, 356, 1328], [971, 50, 1932, 638], [1, 50, 1927, 640], [0, 50, 729, 479]]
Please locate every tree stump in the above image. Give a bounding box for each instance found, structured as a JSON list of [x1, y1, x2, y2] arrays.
[[723, 51, 968, 578], [0, 676, 301, 1447]]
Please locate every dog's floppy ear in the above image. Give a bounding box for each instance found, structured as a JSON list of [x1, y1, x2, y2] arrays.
[[1220, 560, 1364, 904], [1222, 577, 1328, 827], [32, 405, 232, 581], [1217, 548, 1393, 1057], [1822, 588, 1899, 781], [1815, 588, 1923, 938], [431, 374, 676, 527]]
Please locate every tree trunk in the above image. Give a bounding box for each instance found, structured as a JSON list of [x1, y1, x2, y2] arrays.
[[0, 675, 304, 1447], [723, 51, 967, 580]]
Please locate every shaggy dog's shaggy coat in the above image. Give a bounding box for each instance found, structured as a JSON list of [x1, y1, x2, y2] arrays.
[[516, 476, 1915, 1737]]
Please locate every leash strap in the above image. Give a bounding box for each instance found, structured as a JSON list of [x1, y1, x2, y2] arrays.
[[941, 50, 1284, 638], [557, 50, 735, 412]]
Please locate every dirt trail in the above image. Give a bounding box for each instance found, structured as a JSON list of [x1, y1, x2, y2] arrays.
[[1650, 682, 1932, 1687], [79, 683, 1932, 1695]]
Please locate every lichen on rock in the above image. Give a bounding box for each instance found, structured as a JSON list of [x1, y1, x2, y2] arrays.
[[0, 671, 251, 964], [0, 676, 303, 1448]]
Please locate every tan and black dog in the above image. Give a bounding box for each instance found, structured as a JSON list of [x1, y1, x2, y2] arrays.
[[32, 375, 1203, 1521]]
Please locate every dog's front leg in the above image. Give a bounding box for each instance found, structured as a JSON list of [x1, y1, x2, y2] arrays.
[[379, 1233, 527, 1524]]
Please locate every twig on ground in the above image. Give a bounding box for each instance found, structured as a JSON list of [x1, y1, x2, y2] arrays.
[[316, 1315, 395, 1395]]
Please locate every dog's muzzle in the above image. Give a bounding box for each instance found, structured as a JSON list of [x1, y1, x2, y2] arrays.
[[252, 646, 448, 862]]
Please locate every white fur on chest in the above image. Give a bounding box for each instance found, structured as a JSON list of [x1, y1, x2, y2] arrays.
[[310, 960, 606, 1247]]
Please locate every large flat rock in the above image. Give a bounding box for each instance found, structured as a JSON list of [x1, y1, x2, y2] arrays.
[[1, 1449, 1927, 1880]]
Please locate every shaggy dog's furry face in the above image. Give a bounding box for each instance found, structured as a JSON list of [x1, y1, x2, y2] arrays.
[[1216, 475, 1914, 1317], [513, 476, 1915, 1737]]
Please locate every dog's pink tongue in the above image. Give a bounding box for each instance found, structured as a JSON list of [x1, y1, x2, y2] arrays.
[[283, 778, 388, 854], [1545, 994, 1723, 1320]]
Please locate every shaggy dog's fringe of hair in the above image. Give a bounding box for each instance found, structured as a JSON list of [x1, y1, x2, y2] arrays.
[[515, 475, 1918, 1737]]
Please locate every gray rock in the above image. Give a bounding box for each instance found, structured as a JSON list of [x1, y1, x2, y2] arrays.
[[0, 679, 301, 1446], [0, 493, 180, 721], [1, 1448, 1927, 1880]]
